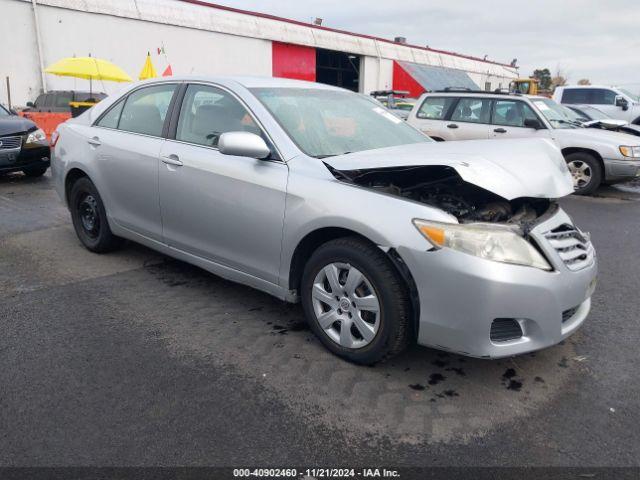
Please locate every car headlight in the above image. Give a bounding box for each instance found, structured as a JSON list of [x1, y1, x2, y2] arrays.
[[26, 128, 47, 144], [619, 146, 640, 158], [413, 219, 551, 270]]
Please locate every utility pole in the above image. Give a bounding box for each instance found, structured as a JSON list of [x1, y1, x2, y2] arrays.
[[6, 77, 11, 110], [31, 0, 48, 93]]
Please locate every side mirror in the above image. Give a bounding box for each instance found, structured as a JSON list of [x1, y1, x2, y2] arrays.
[[26, 101, 35, 108], [524, 118, 543, 130], [615, 95, 629, 111], [218, 131, 271, 159]]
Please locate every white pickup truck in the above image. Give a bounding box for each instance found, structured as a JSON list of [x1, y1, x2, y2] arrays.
[[553, 85, 640, 125]]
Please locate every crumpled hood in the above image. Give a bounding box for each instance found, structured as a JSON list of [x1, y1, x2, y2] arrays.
[[0, 116, 37, 136], [556, 126, 640, 144], [323, 138, 573, 200]]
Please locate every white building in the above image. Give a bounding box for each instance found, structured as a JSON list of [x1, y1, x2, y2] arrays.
[[0, 0, 519, 106]]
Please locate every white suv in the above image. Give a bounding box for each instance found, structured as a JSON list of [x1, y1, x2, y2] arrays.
[[407, 90, 640, 195], [553, 85, 640, 124]]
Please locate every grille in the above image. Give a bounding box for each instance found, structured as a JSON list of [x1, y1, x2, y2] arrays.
[[544, 224, 594, 271], [490, 319, 523, 342], [562, 305, 579, 323], [0, 136, 22, 150]]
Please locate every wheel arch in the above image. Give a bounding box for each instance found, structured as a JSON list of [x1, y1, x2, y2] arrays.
[[287, 227, 419, 336], [64, 167, 91, 206], [561, 147, 605, 174]]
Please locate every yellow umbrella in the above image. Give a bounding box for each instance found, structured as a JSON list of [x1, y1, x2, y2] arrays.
[[45, 56, 132, 100], [138, 53, 157, 80], [45, 56, 132, 82]]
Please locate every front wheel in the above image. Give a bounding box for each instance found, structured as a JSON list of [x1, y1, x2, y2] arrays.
[[69, 177, 123, 253], [300, 237, 412, 365], [565, 152, 602, 195]]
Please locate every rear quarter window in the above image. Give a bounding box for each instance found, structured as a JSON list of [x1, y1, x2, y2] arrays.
[[416, 97, 456, 120]]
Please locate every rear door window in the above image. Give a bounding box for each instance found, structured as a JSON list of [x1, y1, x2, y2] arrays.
[[450, 98, 492, 124], [416, 97, 456, 120], [96, 99, 126, 129], [117, 84, 177, 137]]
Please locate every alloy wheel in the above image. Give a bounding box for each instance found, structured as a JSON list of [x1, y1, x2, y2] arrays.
[[311, 262, 380, 349], [567, 160, 592, 190]]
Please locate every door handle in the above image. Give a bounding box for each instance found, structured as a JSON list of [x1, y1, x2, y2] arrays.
[[161, 154, 183, 167], [447, 123, 459, 129], [87, 136, 101, 146], [494, 128, 507, 133]]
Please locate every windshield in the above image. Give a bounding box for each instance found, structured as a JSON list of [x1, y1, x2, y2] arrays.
[[251, 88, 431, 158], [577, 105, 609, 121], [618, 88, 639, 102], [0, 105, 9, 116], [532, 98, 581, 129]]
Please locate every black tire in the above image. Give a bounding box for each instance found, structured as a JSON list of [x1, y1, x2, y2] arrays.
[[22, 165, 49, 177], [565, 152, 602, 196], [69, 177, 123, 253], [300, 236, 412, 365]]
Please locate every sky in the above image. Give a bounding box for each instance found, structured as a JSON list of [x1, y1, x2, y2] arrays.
[[211, 0, 640, 91]]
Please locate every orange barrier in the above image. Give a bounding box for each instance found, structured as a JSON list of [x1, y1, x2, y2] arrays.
[[19, 111, 71, 141]]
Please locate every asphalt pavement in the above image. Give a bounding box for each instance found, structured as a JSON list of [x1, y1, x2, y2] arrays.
[[1, 172, 639, 468]]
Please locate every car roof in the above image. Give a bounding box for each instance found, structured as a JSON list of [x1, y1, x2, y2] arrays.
[[422, 91, 543, 101], [137, 75, 345, 91]]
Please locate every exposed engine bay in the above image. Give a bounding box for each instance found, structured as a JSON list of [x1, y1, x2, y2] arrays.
[[327, 164, 555, 231]]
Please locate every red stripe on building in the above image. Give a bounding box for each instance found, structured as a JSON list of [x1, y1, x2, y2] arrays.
[[392, 61, 425, 98], [272, 42, 316, 81]]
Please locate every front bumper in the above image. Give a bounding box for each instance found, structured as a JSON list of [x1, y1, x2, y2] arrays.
[[0, 141, 50, 174], [398, 208, 597, 358], [603, 158, 640, 183]]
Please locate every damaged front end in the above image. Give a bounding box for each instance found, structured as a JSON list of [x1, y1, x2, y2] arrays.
[[327, 164, 556, 232]]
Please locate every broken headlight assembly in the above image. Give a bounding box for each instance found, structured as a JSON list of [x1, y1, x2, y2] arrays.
[[413, 219, 552, 271]]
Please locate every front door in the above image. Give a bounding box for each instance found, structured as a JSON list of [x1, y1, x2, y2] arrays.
[[490, 99, 550, 140], [159, 83, 288, 284]]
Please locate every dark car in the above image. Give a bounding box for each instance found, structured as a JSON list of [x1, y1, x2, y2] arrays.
[[0, 104, 50, 177], [24, 90, 107, 113]]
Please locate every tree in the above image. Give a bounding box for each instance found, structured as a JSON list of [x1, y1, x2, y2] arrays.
[[577, 78, 591, 85], [531, 68, 552, 90], [552, 75, 567, 87]]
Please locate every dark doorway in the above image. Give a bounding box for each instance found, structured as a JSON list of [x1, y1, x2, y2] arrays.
[[316, 49, 360, 92]]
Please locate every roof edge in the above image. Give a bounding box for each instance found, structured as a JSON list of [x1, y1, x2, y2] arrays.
[[178, 0, 517, 69]]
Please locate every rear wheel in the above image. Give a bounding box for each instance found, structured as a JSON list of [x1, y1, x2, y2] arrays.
[[22, 165, 49, 177], [300, 237, 412, 365], [565, 152, 602, 196], [69, 177, 123, 253]]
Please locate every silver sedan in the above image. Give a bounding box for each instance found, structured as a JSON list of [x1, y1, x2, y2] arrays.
[[51, 76, 597, 364]]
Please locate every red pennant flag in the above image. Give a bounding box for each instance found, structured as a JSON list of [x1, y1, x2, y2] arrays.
[[162, 64, 173, 77], [157, 47, 162, 55]]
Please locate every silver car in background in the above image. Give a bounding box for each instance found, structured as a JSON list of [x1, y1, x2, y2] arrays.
[[51, 76, 597, 364]]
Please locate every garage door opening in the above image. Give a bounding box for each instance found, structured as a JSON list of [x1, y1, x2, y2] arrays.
[[316, 49, 360, 92]]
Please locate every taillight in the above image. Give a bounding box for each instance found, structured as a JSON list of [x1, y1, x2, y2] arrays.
[[50, 130, 60, 147]]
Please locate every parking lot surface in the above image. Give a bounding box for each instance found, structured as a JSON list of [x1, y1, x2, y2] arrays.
[[1, 172, 639, 467]]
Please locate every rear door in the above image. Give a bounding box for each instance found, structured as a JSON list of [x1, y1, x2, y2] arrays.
[[490, 99, 548, 139], [158, 83, 288, 284], [445, 97, 493, 140], [91, 83, 179, 241], [409, 96, 457, 140]]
